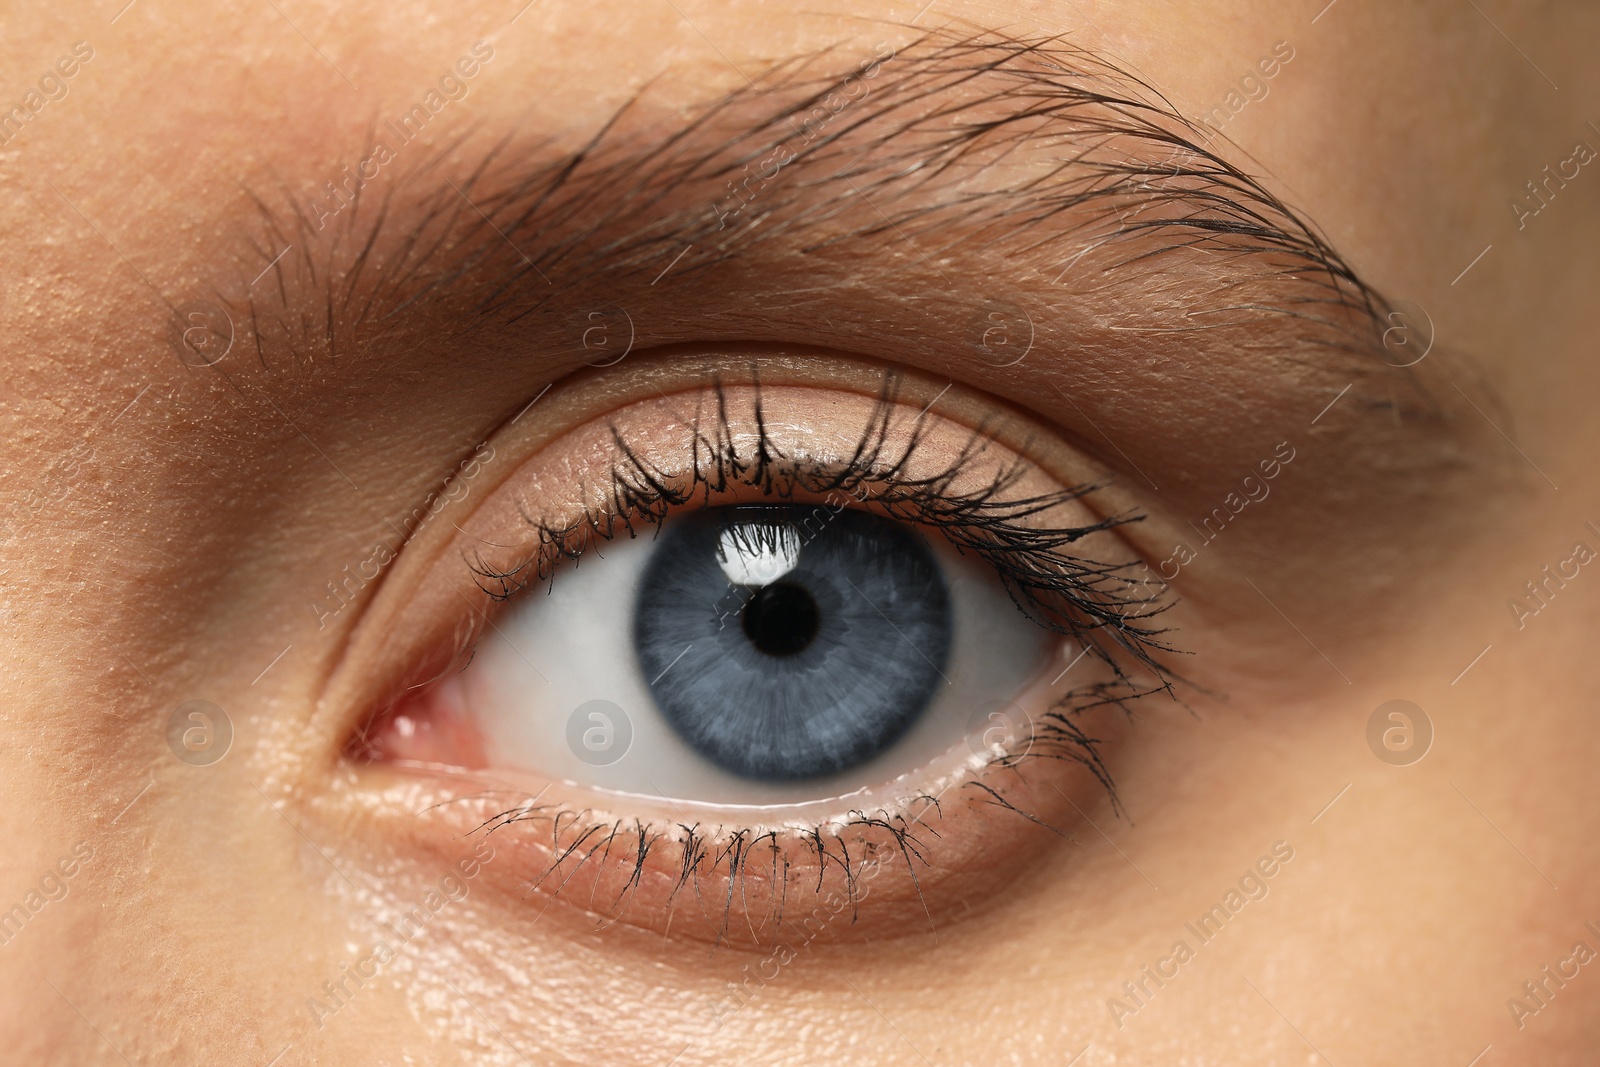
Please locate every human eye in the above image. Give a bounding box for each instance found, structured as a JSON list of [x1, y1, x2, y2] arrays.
[[333, 365, 1176, 945]]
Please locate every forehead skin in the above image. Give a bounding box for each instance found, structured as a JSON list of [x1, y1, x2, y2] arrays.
[[2, 1, 1599, 1065]]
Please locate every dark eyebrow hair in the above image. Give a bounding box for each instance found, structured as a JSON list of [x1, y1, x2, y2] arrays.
[[230, 28, 1394, 376]]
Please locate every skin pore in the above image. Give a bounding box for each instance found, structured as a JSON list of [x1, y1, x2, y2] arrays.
[[2, 0, 1599, 1064]]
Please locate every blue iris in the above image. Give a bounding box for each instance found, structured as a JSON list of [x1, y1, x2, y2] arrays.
[[633, 505, 952, 781]]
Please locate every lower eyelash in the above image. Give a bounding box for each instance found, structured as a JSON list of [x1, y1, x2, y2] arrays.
[[451, 688, 1149, 948], [436, 373, 1187, 939], [471, 795, 947, 941]]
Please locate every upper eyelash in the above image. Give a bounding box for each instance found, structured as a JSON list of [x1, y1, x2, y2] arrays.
[[468, 373, 1179, 686]]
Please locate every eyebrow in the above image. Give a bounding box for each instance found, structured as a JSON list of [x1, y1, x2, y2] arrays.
[[228, 29, 1390, 377]]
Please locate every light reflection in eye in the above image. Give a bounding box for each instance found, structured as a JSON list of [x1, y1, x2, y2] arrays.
[[451, 503, 1053, 806], [714, 518, 801, 585]]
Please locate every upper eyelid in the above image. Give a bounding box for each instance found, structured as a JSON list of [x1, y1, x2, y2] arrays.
[[220, 28, 1390, 375], [455, 379, 1178, 687]]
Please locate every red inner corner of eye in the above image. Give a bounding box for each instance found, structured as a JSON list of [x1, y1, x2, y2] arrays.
[[352, 674, 489, 770]]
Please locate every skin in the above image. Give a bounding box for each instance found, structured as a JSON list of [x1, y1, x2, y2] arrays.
[[1, 0, 1598, 1064]]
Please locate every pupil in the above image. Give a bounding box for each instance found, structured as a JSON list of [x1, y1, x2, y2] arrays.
[[740, 581, 820, 656]]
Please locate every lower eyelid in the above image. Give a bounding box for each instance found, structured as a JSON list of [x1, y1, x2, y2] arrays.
[[356, 677, 1138, 949]]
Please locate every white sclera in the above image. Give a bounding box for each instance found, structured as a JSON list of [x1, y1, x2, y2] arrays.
[[462, 525, 1053, 807]]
